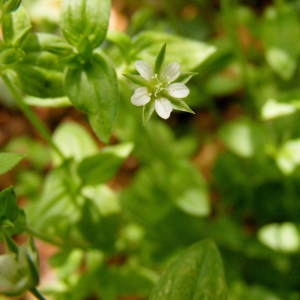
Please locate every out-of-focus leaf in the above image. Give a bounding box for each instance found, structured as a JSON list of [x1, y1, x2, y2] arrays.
[[133, 31, 216, 71], [266, 47, 296, 80], [77, 199, 120, 251], [26, 162, 82, 244], [52, 122, 98, 166], [229, 281, 281, 300], [98, 263, 155, 300], [122, 160, 209, 228], [14, 64, 64, 98], [276, 139, 300, 174], [219, 118, 267, 158], [261, 98, 298, 120], [24, 96, 71, 107], [172, 161, 209, 217], [0, 152, 22, 175], [258, 222, 300, 253], [77, 143, 133, 186], [150, 240, 227, 300], [4, 137, 49, 170], [0, 187, 19, 224]]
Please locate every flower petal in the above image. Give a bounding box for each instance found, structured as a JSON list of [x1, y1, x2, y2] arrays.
[[160, 62, 180, 83], [135, 60, 153, 80], [131, 87, 151, 106], [167, 83, 190, 98], [155, 98, 173, 119]]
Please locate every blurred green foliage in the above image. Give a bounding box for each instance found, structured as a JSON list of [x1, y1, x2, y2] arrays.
[[2, 0, 300, 299]]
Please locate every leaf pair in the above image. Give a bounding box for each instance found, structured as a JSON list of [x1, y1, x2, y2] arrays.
[[61, 0, 119, 142]]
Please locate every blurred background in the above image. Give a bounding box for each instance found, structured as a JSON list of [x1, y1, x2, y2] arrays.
[[2, 0, 300, 299]]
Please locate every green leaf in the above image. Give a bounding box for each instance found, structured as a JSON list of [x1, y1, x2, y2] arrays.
[[77, 143, 133, 185], [276, 139, 300, 174], [154, 43, 166, 74], [77, 199, 120, 251], [0, 152, 22, 175], [261, 98, 298, 120], [65, 52, 119, 142], [61, 0, 111, 50], [258, 222, 300, 253], [98, 264, 155, 300], [172, 161, 209, 217], [0, 187, 26, 235], [26, 162, 82, 242], [52, 122, 98, 166], [150, 240, 227, 300], [230, 281, 281, 300], [14, 64, 64, 98], [133, 31, 216, 71], [122, 160, 209, 228], [2, 6, 32, 46], [219, 117, 267, 158], [266, 47, 296, 80], [0, 188, 19, 222]]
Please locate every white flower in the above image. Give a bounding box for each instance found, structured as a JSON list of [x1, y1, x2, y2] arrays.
[[130, 60, 190, 119]]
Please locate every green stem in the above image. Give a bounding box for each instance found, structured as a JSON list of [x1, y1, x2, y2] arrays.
[[30, 288, 47, 300], [2, 75, 65, 160]]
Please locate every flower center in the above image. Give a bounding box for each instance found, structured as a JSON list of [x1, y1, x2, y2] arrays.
[[151, 74, 166, 97]]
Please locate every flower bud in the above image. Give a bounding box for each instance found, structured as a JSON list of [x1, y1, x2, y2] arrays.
[[0, 241, 39, 296]]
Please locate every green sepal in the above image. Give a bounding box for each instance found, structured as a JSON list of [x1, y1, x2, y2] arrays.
[[143, 101, 155, 123], [123, 73, 151, 87], [154, 43, 166, 74], [169, 98, 195, 114], [179, 72, 198, 84], [13, 65, 64, 98], [22, 33, 73, 56]]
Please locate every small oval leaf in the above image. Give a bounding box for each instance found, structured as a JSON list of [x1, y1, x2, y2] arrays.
[[150, 240, 227, 300]]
